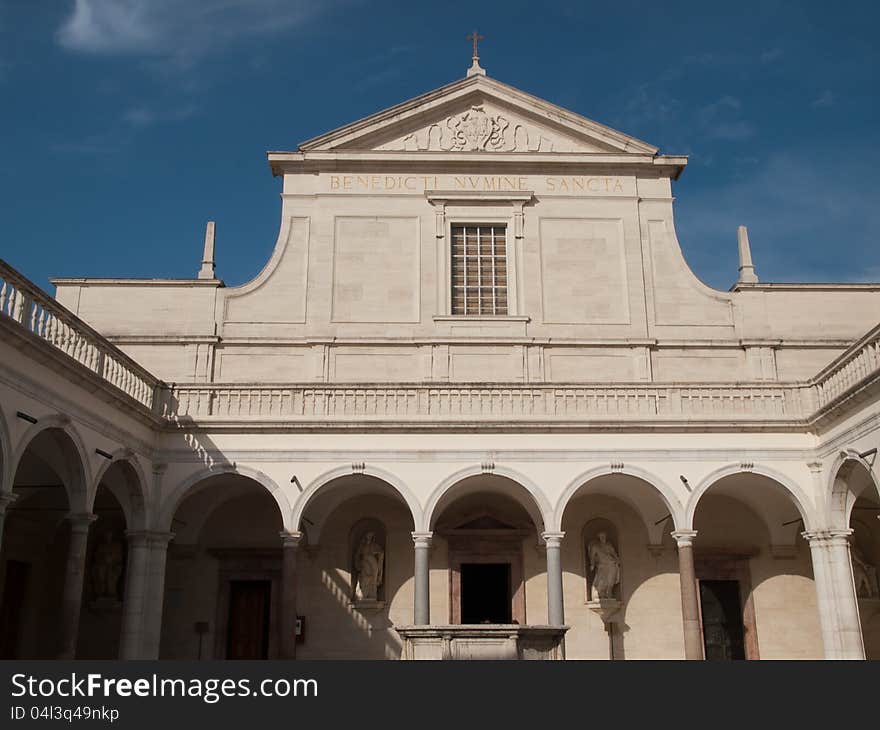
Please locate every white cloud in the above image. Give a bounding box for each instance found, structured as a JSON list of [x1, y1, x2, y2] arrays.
[[123, 103, 197, 127], [705, 120, 756, 141], [811, 90, 834, 108], [760, 48, 783, 64], [697, 96, 756, 142], [57, 0, 322, 60]]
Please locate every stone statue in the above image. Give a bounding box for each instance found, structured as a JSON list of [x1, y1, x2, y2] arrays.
[[587, 531, 621, 600], [353, 531, 385, 601], [852, 544, 878, 598], [91, 531, 123, 601]]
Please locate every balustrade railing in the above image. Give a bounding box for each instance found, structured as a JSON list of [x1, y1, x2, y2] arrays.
[[156, 382, 804, 422], [0, 260, 160, 410], [2, 260, 878, 427], [809, 323, 880, 412], [158, 328, 880, 424]]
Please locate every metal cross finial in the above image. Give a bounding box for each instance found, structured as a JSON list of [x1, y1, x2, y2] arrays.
[[467, 30, 484, 61]]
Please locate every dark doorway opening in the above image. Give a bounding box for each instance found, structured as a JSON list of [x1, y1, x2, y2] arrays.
[[226, 580, 271, 659], [699, 579, 746, 660], [0, 560, 30, 659], [460, 563, 511, 624]]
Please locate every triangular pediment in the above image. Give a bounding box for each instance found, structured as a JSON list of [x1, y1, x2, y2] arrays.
[[455, 514, 519, 531], [299, 75, 657, 155]]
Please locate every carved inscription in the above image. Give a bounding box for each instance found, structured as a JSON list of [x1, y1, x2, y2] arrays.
[[328, 174, 628, 195]]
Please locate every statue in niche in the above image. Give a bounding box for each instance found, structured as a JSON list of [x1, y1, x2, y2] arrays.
[[852, 543, 879, 598], [91, 532, 123, 603], [587, 531, 621, 600], [353, 531, 385, 601]]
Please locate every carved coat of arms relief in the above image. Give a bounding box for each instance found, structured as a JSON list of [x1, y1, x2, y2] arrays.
[[397, 105, 556, 152], [446, 105, 509, 151]]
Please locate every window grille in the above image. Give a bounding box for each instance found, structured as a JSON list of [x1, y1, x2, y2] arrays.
[[450, 224, 508, 315]]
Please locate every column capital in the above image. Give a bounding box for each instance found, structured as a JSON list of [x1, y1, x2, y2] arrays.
[[280, 530, 303, 548], [412, 531, 433, 548], [124, 529, 175, 546], [671, 529, 698, 548], [0, 491, 19, 510], [801, 528, 853, 547], [67, 512, 98, 531], [541, 531, 565, 547]]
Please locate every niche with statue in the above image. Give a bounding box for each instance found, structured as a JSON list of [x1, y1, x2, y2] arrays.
[[583, 518, 622, 624], [349, 518, 387, 609], [89, 529, 126, 612]]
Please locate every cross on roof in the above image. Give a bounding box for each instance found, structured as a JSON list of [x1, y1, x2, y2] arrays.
[[467, 30, 484, 61]]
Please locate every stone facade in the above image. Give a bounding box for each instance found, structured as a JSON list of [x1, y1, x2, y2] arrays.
[[0, 64, 879, 660]]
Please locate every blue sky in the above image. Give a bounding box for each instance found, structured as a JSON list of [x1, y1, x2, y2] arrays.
[[1, 1, 878, 293]]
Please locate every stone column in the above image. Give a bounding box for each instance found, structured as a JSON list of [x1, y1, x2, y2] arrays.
[[139, 532, 175, 660], [280, 531, 303, 660], [0, 492, 19, 554], [803, 529, 865, 660], [118, 530, 152, 659], [57, 513, 97, 659], [412, 532, 433, 625], [0, 493, 19, 609], [542, 531, 565, 626], [672, 530, 703, 660]]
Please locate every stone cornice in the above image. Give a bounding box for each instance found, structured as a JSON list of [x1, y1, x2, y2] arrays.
[[731, 282, 880, 292], [269, 151, 680, 176], [51, 278, 225, 288]]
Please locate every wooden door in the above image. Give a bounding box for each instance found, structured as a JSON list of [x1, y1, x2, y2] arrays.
[[0, 560, 30, 659], [226, 580, 271, 660], [698, 580, 746, 660]]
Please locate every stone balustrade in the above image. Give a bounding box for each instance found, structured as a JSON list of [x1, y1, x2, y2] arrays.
[[2, 259, 878, 429], [159, 382, 804, 423], [0, 260, 160, 410], [812, 323, 880, 412], [157, 324, 879, 427]]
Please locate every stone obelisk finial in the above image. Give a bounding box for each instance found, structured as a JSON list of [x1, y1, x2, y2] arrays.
[[198, 221, 216, 279], [466, 30, 486, 77], [737, 225, 759, 284]]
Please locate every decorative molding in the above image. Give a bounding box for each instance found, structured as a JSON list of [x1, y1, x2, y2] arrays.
[[671, 529, 698, 548], [411, 531, 433, 550], [425, 190, 533, 205], [279, 530, 303, 549], [801, 528, 854, 547]]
